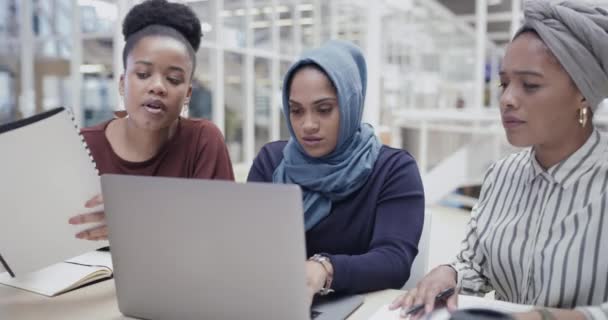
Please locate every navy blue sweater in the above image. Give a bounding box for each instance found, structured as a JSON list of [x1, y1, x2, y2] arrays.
[[247, 141, 425, 294]]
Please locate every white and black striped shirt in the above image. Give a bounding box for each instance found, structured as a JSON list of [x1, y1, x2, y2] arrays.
[[452, 129, 608, 319]]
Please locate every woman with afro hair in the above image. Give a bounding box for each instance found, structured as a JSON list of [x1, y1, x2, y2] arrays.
[[69, 0, 234, 241]]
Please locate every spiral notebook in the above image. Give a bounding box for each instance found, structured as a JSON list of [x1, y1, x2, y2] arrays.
[[0, 107, 104, 278]]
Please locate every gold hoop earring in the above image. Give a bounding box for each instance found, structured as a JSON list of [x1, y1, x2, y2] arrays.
[[578, 107, 589, 128], [114, 110, 128, 118]]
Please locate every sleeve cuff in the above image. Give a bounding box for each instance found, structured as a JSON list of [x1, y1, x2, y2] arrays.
[[325, 254, 350, 293], [446, 262, 463, 289]]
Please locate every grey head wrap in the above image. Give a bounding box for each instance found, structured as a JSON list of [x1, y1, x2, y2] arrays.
[[516, 0, 608, 111]]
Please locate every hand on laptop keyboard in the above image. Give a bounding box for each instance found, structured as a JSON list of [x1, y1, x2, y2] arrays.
[[306, 260, 331, 307]]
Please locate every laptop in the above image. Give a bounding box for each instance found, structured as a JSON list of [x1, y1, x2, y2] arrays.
[[101, 174, 363, 320]]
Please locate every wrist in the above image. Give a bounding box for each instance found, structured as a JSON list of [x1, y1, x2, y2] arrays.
[[307, 260, 328, 285], [534, 309, 556, 320], [439, 264, 458, 284], [308, 254, 334, 295]]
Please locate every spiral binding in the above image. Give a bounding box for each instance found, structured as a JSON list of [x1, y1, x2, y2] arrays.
[[64, 107, 100, 176]]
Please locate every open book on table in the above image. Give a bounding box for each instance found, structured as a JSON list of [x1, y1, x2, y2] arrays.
[[0, 250, 112, 297]]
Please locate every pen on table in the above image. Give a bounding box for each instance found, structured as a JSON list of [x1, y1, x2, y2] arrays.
[[0, 254, 15, 278], [401, 287, 455, 317]]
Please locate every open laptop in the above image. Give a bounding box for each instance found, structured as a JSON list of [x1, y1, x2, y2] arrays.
[[101, 174, 363, 320]]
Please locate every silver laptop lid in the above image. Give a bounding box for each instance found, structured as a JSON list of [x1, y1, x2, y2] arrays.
[[101, 175, 309, 320]]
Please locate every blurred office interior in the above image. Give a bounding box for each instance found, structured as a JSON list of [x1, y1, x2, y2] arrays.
[[1, 0, 607, 269]]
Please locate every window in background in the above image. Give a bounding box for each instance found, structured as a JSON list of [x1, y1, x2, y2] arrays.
[[190, 48, 214, 120], [334, 1, 366, 48], [252, 0, 273, 51], [0, 70, 17, 125], [279, 60, 291, 140], [381, 31, 412, 124], [223, 0, 246, 48], [35, 64, 71, 117], [33, 0, 74, 119], [319, 1, 332, 43], [299, 1, 315, 50], [0, 0, 18, 37], [0, 1, 19, 125], [37, 0, 72, 59], [254, 57, 271, 152], [79, 0, 116, 35], [79, 0, 116, 126], [42, 75, 69, 110], [82, 74, 115, 127], [187, 0, 216, 42], [278, 0, 295, 56], [440, 37, 475, 110], [80, 48, 115, 126], [224, 52, 245, 162], [430, 5, 476, 110]]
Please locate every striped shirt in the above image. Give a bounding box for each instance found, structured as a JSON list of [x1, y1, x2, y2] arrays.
[[452, 129, 608, 319]]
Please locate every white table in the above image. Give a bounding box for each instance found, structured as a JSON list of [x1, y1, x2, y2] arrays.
[[0, 279, 403, 319]]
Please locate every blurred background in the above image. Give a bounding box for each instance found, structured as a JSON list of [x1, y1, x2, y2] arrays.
[[2, 0, 608, 268]]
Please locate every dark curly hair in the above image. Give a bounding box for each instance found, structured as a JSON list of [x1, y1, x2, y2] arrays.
[[122, 0, 203, 76]]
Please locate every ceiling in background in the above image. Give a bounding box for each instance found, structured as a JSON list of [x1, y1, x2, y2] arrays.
[[436, 0, 515, 46], [437, 0, 608, 47]]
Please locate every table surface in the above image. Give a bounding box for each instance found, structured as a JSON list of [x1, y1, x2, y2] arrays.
[[0, 279, 404, 320]]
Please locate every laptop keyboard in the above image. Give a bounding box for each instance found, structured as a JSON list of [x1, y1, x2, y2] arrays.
[[311, 310, 322, 319]]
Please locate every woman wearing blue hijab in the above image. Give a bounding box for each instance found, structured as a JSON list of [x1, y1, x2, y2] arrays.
[[247, 40, 425, 302]]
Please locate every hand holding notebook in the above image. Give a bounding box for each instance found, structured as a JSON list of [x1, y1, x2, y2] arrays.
[[69, 194, 109, 240]]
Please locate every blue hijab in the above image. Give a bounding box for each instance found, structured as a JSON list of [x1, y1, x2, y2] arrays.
[[273, 40, 381, 231]]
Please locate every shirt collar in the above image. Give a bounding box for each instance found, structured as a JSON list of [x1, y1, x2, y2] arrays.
[[527, 129, 606, 188], [526, 149, 544, 184]]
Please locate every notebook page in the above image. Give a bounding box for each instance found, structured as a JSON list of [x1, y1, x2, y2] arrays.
[[458, 295, 532, 313], [366, 304, 401, 320], [66, 251, 113, 269], [367, 295, 533, 320], [0, 261, 111, 297], [0, 108, 104, 275]]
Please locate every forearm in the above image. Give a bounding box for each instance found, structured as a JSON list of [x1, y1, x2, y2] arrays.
[[450, 163, 496, 296], [514, 308, 586, 320], [328, 245, 415, 293]]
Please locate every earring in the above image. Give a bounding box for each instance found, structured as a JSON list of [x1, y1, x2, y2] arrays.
[[181, 104, 189, 118], [578, 107, 589, 128], [114, 110, 128, 118]]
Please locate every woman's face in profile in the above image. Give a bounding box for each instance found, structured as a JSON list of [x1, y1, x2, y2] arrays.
[[120, 36, 193, 131], [288, 67, 340, 158], [499, 32, 584, 148]]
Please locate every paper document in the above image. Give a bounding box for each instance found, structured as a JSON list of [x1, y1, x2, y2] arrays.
[[367, 295, 532, 320]]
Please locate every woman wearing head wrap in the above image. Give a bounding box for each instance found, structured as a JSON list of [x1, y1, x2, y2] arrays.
[[391, 1, 608, 319], [247, 40, 425, 304], [68, 0, 234, 241]]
